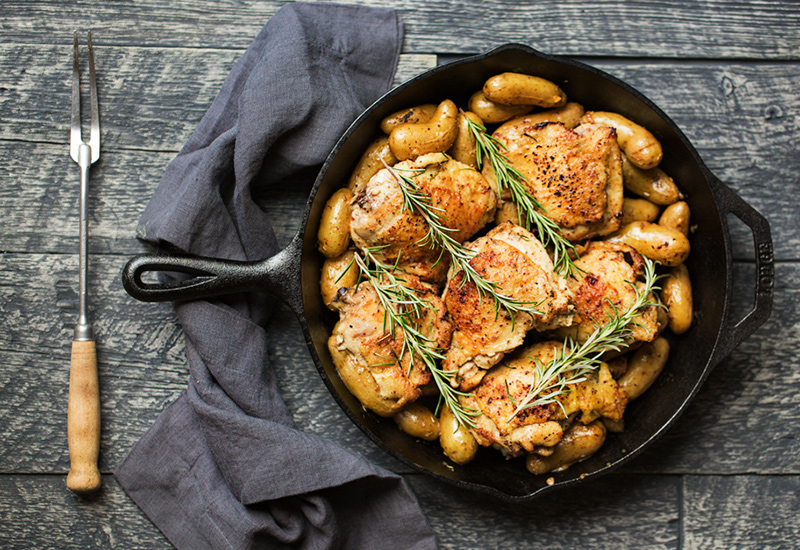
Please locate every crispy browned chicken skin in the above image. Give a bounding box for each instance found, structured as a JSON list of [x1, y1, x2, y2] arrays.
[[460, 341, 627, 458], [350, 152, 497, 284], [485, 121, 623, 241], [443, 223, 574, 391], [328, 276, 453, 417], [564, 241, 660, 344]]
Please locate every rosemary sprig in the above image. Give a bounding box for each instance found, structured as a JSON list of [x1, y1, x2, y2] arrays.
[[353, 248, 481, 427], [507, 256, 662, 421], [385, 161, 544, 321], [464, 115, 581, 278]]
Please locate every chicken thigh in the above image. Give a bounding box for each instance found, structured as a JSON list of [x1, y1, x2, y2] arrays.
[[460, 341, 627, 458], [443, 222, 574, 390], [485, 121, 623, 241], [327, 276, 453, 417], [564, 241, 660, 344], [350, 152, 497, 284]]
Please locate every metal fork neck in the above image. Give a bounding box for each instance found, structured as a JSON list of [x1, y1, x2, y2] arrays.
[[75, 142, 93, 341]]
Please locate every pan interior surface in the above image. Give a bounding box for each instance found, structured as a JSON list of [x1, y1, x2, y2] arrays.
[[300, 45, 728, 499]]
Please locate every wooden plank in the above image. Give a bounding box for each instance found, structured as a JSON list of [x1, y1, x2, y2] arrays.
[[0, 475, 170, 549], [2, 60, 798, 260], [682, 475, 800, 549], [408, 472, 680, 550], [3, 43, 798, 159], [0, 472, 680, 550], [0, 43, 433, 151], [0, 252, 795, 475], [1, 0, 798, 58]]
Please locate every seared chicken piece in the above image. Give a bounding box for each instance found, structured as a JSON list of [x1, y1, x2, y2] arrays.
[[485, 121, 623, 241], [460, 341, 627, 458], [327, 276, 453, 417], [350, 152, 497, 284], [563, 241, 660, 344], [443, 223, 573, 390]]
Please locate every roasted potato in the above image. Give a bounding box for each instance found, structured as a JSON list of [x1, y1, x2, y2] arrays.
[[582, 111, 663, 169], [607, 221, 690, 266], [439, 404, 478, 465], [394, 403, 440, 441], [468, 90, 532, 124], [347, 136, 397, 192], [388, 99, 459, 160], [618, 337, 670, 401], [621, 155, 683, 205], [317, 188, 353, 258], [661, 264, 693, 334], [483, 72, 567, 108], [525, 421, 607, 475], [659, 201, 691, 235]]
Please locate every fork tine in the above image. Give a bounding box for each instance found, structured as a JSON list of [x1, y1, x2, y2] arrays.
[[87, 31, 100, 164], [70, 31, 81, 163]]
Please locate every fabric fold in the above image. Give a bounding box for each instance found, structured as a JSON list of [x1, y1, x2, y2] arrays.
[[116, 3, 438, 548]]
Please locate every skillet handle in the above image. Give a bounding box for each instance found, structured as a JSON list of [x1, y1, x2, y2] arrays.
[[121, 234, 304, 315], [710, 178, 774, 364]]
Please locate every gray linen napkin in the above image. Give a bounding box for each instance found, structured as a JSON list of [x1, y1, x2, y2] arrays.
[[115, 4, 438, 549]]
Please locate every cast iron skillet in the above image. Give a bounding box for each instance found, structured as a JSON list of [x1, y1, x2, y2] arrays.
[[122, 44, 774, 501]]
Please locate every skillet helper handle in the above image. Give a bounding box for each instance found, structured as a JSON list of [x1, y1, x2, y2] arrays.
[[710, 178, 774, 364], [67, 339, 101, 494], [122, 235, 304, 313]]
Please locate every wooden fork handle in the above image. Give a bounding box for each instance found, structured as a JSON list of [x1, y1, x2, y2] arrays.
[[67, 339, 101, 494]]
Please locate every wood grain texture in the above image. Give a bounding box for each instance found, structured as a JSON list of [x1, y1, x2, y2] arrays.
[[0, 0, 797, 548], [408, 473, 680, 550], [0, 476, 170, 550], [0, 44, 433, 151], [1, 253, 796, 475], [682, 475, 800, 550], [0, 0, 797, 58], [2, 60, 798, 260]]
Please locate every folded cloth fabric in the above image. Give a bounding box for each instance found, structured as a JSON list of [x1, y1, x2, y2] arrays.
[[115, 4, 438, 549]]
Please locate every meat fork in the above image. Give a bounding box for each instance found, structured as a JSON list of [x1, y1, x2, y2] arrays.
[[67, 30, 101, 494]]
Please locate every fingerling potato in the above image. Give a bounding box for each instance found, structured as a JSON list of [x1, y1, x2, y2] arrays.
[[317, 188, 353, 258], [525, 421, 607, 475], [380, 103, 437, 134], [506, 102, 585, 129], [621, 197, 661, 225], [607, 221, 690, 266], [388, 99, 459, 160], [661, 264, 693, 334], [447, 111, 483, 168], [320, 250, 358, 309], [394, 403, 440, 441], [659, 201, 691, 235], [347, 136, 397, 192], [621, 155, 684, 205], [468, 90, 532, 124], [618, 337, 670, 401], [483, 72, 567, 108], [582, 111, 663, 169], [439, 404, 478, 465]]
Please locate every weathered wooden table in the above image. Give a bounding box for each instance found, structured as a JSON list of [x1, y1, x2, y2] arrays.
[[1, 1, 798, 548]]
